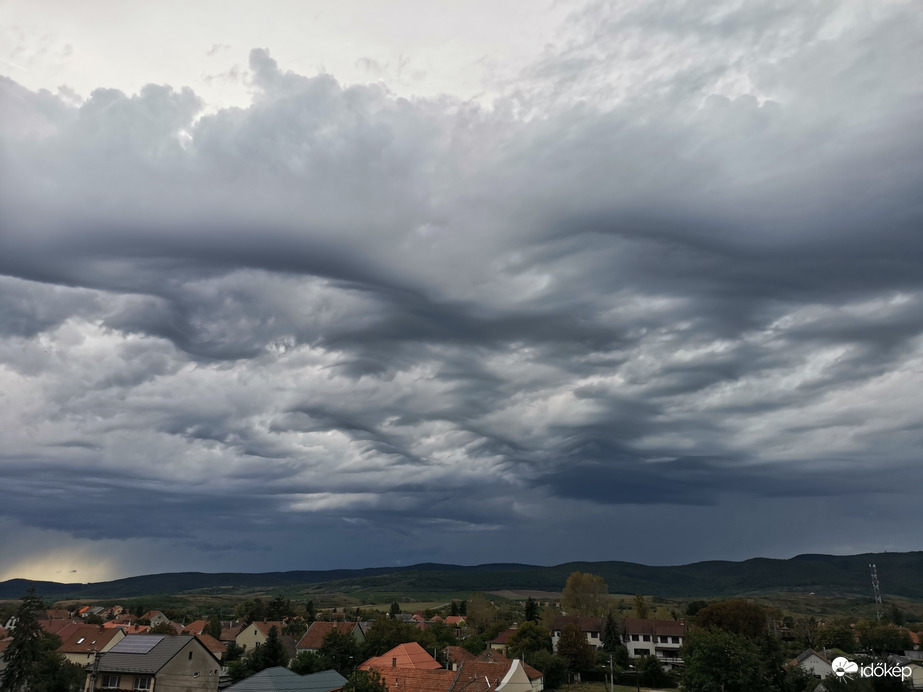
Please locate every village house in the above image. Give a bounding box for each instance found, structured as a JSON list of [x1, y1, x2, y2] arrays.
[[551, 617, 604, 652], [235, 621, 285, 652], [622, 618, 686, 667], [295, 621, 366, 653], [85, 634, 221, 692]]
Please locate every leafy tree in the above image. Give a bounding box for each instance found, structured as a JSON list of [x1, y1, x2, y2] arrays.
[[466, 592, 496, 633], [283, 618, 308, 639], [389, 602, 401, 617], [461, 634, 486, 656], [361, 616, 419, 658], [84, 613, 104, 625], [695, 600, 768, 639], [149, 620, 175, 634], [345, 669, 388, 692], [816, 618, 857, 653], [417, 621, 458, 662], [561, 572, 608, 617], [320, 627, 360, 675], [528, 649, 569, 690], [602, 611, 621, 652], [633, 593, 651, 619], [638, 655, 670, 688], [524, 597, 539, 623], [449, 601, 459, 617], [556, 623, 595, 677], [611, 643, 630, 668], [681, 626, 766, 692], [205, 614, 223, 639], [506, 622, 551, 659], [855, 619, 913, 654], [290, 650, 328, 675]]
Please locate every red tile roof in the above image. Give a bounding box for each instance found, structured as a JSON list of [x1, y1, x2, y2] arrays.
[[117, 625, 150, 635], [195, 632, 227, 656], [296, 621, 359, 650], [360, 642, 443, 671], [444, 616, 466, 626], [57, 625, 122, 653], [374, 668, 456, 692], [182, 619, 209, 635], [490, 628, 517, 645]]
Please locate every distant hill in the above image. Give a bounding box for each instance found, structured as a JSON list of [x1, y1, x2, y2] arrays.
[[1, 551, 921, 600]]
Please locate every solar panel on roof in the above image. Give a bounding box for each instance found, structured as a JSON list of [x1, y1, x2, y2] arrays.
[[110, 635, 164, 654]]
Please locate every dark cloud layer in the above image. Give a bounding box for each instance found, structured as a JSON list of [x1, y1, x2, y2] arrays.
[[1, 0, 922, 578]]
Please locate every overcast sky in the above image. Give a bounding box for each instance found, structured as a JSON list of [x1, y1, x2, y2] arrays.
[[1, 0, 922, 584]]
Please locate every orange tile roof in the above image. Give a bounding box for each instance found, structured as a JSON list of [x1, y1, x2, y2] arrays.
[[118, 625, 150, 635], [296, 621, 358, 650], [360, 642, 442, 671], [444, 616, 466, 626], [195, 632, 227, 656], [57, 625, 122, 653], [252, 621, 285, 636], [40, 621, 82, 637], [374, 668, 456, 692], [182, 619, 209, 635]]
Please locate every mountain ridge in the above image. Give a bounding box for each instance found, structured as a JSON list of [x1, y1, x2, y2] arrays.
[[2, 551, 920, 600]]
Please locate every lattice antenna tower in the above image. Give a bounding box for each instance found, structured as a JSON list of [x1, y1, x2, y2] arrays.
[[870, 563, 883, 621]]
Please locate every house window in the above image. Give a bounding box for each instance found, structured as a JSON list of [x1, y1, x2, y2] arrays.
[[672, 637, 680, 644], [189, 650, 194, 659], [100, 675, 121, 689], [631, 634, 639, 641], [643, 635, 651, 642], [133, 677, 152, 690]]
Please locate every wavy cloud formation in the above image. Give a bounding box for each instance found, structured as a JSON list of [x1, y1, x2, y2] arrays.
[[1, 0, 921, 577]]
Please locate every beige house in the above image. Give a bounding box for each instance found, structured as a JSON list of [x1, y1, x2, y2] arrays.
[[235, 621, 285, 653], [58, 625, 125, 666], [85, 634, 220, 692]]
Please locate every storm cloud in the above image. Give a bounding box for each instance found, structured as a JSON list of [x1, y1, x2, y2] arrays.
[[1, 0, 921, 579]]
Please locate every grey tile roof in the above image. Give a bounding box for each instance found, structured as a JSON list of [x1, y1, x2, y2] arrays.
[[97, 634, 196, 674], [224, 667, 347, 691]]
